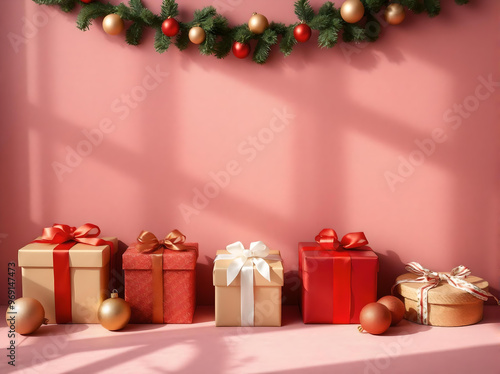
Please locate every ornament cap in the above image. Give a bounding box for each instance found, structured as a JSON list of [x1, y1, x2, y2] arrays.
[[111, 289, 119, 298]]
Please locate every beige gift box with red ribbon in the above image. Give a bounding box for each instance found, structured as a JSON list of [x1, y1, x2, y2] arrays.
[[18, 224, 117, 324]]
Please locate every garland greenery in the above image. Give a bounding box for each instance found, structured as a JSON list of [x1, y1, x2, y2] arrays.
[[32, 0, 469, 64]]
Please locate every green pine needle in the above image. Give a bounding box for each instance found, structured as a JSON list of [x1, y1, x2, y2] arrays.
[[126, 22, 143, 45], [294, 0, 315, 23], [154, 29, 171, 53], [279, 25, 297, 56], [76, 2, 116, 31]]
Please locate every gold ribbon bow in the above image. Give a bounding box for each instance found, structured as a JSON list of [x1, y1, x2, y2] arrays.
[[135, 229, 196, 323], [136, 229, 197, 255]]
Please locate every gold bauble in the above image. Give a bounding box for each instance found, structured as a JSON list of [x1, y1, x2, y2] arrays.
[[102, 14, 124, 36], [384, 3, 406, 25], [97, 291, 131, 331], [6, 298, 47, 335], [188, 26, 206, 45], [248, 13, 269, 34], [340, 0, 365, 24]]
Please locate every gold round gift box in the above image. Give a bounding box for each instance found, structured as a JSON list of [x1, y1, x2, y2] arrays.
[[394, 273, 489, 326]]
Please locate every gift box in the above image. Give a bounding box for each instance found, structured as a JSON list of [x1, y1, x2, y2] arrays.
[[123, 230, 197, 324], [213, 241, 283, 327], [299, 229, 378, 324], [18, 224, 117, 324], [393, 262, 498, 326]]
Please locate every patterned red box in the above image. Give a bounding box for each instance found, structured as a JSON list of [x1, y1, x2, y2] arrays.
[[123, 243, 197, 323]]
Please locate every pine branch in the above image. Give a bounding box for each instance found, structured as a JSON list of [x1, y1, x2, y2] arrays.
[[193, 6, 217, 24], [294, 0, 315, 23], [154, 29, 171, 53], [175, 25, 190, 50], [279, 25, 297, 56], [363, 0, 387, 13], [399, 0, 425, 13], [33, 0, 77, 13], [253, 39, 272, 64], [423, 0, 441, 17], [233, 25, 252, 43], [214, 33, 233, 59], [161, 0, 179, 19], [318, 27, 338, 48], [126, 22, 143, 45], [76, 2, 116, 31], [343, 24, 366, 43]]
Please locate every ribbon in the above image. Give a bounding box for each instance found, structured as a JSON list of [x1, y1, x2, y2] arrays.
[[135, 229, 197, 323], [33, 223, 115, 324], [214, 241, 281, 326], [315, 228, 368, 251], [315, 228, 369, 323], [392, 262, 500, 325]]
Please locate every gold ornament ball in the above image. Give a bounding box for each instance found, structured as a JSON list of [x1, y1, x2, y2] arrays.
[[6, 298, 47, 335], [248, 13, 269, 34], [188, 26, 206, 45], [102, 14, 124, 36], [384, 3, 406, 25], [340, 0, 365, 24], [97, 292, 131, 331]]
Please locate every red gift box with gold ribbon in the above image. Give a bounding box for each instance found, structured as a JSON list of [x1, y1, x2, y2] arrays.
[[122, 230, 197, 324], [299, 228, 379, 324]]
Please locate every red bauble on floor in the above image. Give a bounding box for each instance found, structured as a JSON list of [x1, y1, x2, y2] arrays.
[[294, 23, 312, 43], [162, 18, 180, 37], [232, 41, 251, 59]]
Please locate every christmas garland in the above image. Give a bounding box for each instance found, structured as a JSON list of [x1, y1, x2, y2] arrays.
[[32, 0, 469, 64]]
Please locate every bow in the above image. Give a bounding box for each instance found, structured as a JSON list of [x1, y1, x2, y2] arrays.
[[315, 228, 368, 250], [214, 241, 281, 326], [39, 223, 106, 247], [392, 262, 499, 325], [136, 229, 197, 257]]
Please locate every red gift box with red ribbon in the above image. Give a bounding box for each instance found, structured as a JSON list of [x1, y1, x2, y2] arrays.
[[299, 228, 379, 324], [122, 230, 197, 324]]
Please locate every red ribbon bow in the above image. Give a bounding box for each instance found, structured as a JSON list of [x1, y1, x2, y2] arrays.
[[33, 223, 114, 324], [315, 228, 369, 250]]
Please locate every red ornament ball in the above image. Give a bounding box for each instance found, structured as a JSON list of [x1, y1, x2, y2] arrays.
[[162, 17, 180, 37], [377, 296, 405, 326], [359, 302, 392, 335], [80, 0, 93, 3], [232, 41, 251, 59], [294, 23, 312, 43]]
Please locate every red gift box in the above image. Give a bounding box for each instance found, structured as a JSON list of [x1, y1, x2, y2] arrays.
[[299, 229, 378, 324], [123, 230, 197, 324]]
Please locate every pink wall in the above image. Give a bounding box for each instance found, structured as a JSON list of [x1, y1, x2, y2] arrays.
[[1, 0, 499, 306]]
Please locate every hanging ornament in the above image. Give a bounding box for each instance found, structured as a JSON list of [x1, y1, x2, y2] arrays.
[[358, 302, 392, 335], [188, 26, 206, 44], [80, 0, 93, 3], [6, 298, 47, 335], [248, 13, 269, 34], [102, 14, 124, 36], [232, 41, 251, 59], [293, 23, 312, 43], [377, 296, 405, 326], [384, 3, 406, 25], [97, 290, 131, 331], [161, 17, 180, 37], [340, 0, 365, 24]]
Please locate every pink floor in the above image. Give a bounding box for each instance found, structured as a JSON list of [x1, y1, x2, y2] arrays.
[[2, 305, 499, 374]]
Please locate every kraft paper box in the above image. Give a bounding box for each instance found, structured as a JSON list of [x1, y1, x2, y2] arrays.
[[18, 237, 117, 324], [394, 272, 490, 327], [122, 243, 197, 323], [299, 242, 378, 324], [213, 249, 284, 327]]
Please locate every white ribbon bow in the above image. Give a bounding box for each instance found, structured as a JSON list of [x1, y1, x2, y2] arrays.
[[392, 262, 499, 325], [214, 241, 281, 326]]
